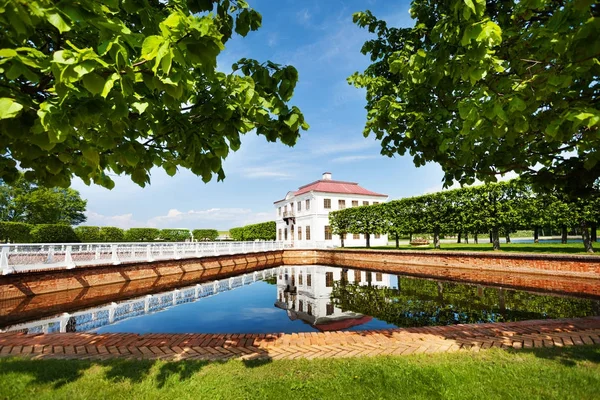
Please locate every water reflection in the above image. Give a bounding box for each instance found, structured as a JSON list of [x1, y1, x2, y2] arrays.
[[1, 266, 598, 334]]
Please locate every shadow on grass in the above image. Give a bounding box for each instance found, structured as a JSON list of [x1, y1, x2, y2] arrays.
[[505, 344, 600, 367]]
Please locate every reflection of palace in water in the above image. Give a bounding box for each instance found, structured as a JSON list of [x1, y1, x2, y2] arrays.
[[275, 265, 395, 331]]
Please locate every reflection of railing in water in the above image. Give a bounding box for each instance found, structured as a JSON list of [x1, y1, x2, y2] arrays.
[[1, 269, 277, 334]]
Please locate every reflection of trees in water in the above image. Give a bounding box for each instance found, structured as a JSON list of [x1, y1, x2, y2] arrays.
[[66, 316, 77, 332], [331, 277, 600, 328]]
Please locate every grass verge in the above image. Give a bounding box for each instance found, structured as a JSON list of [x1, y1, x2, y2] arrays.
[[0, 346, 598, 399]]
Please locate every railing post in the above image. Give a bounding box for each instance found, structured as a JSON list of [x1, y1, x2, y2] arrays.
[[213, 281, 219, 293], [174, 244, 180, 260], [145, 295, 152, 313], [0, 246, 13, 275], [59, 312, 70, 333], [94, 246, 100, 260], [213, 242, 217, 254], [173, 289, 179, 306], [111, 245, 120, 265], [47, 246, 54, 264], [146, 245, 154, 262], [195, 284, 202, 299], [108, 302, 117, 323], [195, 242, 200, 257], [65, 245, 76, 269]]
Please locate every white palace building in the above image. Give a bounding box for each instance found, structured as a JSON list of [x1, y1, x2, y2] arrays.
[[274, 172, 389, 248]]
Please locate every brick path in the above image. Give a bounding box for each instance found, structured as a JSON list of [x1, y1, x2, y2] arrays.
[[0, 317, 599, 361]]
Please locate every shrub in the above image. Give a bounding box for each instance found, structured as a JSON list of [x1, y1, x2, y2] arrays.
[[229, 227, 244, 241], [30, 224, 79, 243], [74, 226, 102, 242], [160, 229, 191, 242], [192, 229, 219, 241], [124, 228, 160, 242], [0, 221, 33, 243], [99, 227, 125, 242]]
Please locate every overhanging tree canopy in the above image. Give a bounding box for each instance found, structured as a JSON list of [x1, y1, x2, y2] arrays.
[[0, 0, 308, 188], [350, 0, 600, 196]]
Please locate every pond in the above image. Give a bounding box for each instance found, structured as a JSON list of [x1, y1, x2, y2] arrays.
[[1, 266, 598, 334]]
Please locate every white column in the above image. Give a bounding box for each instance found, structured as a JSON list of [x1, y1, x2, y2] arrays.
[[65, 245, 76, 269], [0, 246, 13, 275]]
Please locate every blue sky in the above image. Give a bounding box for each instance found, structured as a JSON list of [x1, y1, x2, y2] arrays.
[[73, 0, 452, 231]]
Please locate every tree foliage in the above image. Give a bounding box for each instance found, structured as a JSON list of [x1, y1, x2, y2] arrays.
[[0, 221, 32, 242], [0, 174, 86, 225], [30, 224, 79, 243], [0, 0, 308, 189], [351, 1, 600, 196], [124, 227, 160, 241], [330, 180, 600, 252], [229, 221, 275, 241], [160, 228, 191, 241], [192, 228, 219, 241]]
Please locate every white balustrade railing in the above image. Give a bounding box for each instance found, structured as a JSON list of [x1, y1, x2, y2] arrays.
[[1, 268, 278, 334], [0, 240, 333, 275], [0, 241, 284, 275]]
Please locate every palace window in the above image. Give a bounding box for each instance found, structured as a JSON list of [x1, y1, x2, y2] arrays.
[[354, 270, 361, 283], [284, 228, 288, 240], [353, 233, 360, 240], [278, 229, 282, 241], [376, 272, 383, 281], [299, 273, 303, 285], [297, 201, 301, 212], [326, 303, 334, 316], [363, 201, 369, 206], [324, 225, 332, 240], [324, 198, 331, 209], [298, 226, 302, 240], [307, 273, 312, 287], [352, 200, 358, 207], [374, 233, 381, 239], [307, 304, 313, 316], [306, 225, 311, 240], [306, 199, 310, 210], [299, 300, 303, 312], [338, 199, 346, 209], [278, 207, 281, 216], [373, 202, 380, 205], [325, 272, 334, 287]]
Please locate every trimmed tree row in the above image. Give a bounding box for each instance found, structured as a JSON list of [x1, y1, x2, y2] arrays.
[[229, 221, 276, 241], [329, 180, 599, 252]]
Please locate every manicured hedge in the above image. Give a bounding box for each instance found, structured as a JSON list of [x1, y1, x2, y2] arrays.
[[192, 229, 219, 241], [0, 222, 32, 243], [30, 224, 79, 243], [229, 221, 275, 241], [99, 227, 125, 242], [124, 228, 160, 242], [74, 226, 102, 242], [160, 229, 191, 242]]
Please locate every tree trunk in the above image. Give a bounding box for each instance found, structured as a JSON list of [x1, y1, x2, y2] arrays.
[[366, 233, 371, 248], [489, 231, 493, 243], [409, 233, 412, 242], [395, 233, 399, 249], [498, 288, 506, 313], [341, 236, 345, 248], [534, 227, 539, 243], [464, 233, 469, 244], [581, 221, 594, 253], [474, 233, 478, 244], [433, 229, 441, 249], [457, 232, 461, 243], [505, 232, 511, 244], [492, 227, 500, 250], [561, 226, 568, 244], [437, 282, 444, 303], [592, 222, 597, 242]]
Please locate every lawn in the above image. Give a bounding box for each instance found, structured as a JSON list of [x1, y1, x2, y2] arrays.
[[0, 346, 598, 399], [354, 242, 597, 255]]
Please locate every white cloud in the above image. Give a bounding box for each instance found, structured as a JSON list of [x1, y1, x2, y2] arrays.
[[242, 167, 293, 179], [85, 211, 141, 229], [311, 139, 378, 156]]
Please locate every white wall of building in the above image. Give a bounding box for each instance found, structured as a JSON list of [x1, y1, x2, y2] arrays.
[[274, 181, 389, 248]]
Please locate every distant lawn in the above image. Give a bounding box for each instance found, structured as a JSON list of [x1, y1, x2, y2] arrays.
[[0, 346, 598, 399], [349, 242, 596, 255]]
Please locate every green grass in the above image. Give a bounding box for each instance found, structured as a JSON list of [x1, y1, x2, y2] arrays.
[[0, 346, 599, 399], [358, 242, 596, 255]]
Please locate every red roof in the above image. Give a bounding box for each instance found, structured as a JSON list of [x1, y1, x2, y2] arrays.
[[274, 180, 387, 203]]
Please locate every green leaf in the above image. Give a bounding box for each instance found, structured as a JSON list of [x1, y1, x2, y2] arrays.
[[141, 35, 164, 60], [47, 12, 71, 33], [0, 98, 23, 120], [82, 147, 100, 166], [463, 0, 476, 14], [164, 163, 177, 176], [132, 101, 149, 114], [82, 73, 105, 95], [0, 49, 18, 58], [101, 73, 119, 98]]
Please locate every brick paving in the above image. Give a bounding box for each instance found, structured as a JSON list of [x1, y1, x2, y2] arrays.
[[0, 317, 599, 361]]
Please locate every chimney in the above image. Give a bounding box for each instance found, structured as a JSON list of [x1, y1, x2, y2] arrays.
[[322, 172, 332, 180]]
